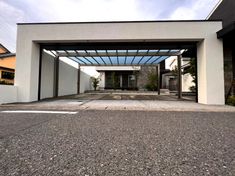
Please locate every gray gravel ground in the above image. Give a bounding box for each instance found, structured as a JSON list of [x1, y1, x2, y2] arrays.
[[0, 110, 234, 176]]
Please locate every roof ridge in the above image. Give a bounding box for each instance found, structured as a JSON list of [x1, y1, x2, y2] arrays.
[[0, 43, 10, 53], [0, 53, 16, 59]]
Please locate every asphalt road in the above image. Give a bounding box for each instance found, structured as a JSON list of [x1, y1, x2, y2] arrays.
[[0, 110, 234, 176]]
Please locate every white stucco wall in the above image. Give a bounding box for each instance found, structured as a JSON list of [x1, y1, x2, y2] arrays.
[[197, 38, 224, 104], [15, 42, 40, 102], [15, 21, 224, 104], [80, 66, 100, 93], [0, 85, 17, 104], [58, 58, 78, 96], [40, 51, 55, 99]]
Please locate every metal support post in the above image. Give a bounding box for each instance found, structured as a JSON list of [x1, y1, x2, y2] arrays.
[[77, 64, 80, 94], [177, 55, 182, 99], [38, 46, 42, 101], [157, 64, 160, 95], [54, 56, 59, 98]]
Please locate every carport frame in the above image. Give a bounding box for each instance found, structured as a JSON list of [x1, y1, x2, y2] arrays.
[[38, 42, 191, 101]]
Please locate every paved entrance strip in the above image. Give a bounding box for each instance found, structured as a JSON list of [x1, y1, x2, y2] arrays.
[[2, 99, 235, 112]]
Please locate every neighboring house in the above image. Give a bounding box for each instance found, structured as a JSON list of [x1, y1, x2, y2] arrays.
[[0, 44, 16, 85], [162, 57, 195, 92], [208, 0, 235, 97], [95, 66, 140, 90], [82, 66, 159, 91]]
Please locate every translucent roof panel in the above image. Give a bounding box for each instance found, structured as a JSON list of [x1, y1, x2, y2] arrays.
[[125, 56, 134, 65], [131, 56, 143, 65], [155, 56, 169, 64], [85, 57, 99, 65], [118, 56, 126, 65], [144, 56, 157, 64], [110, 56, 117, 65], [101, 57, 112, 65], [46, 49, 182, 66], [159, 49, 170, 52], [117, 50, 127, 53], [68, 57, 81, 64], [92, 57, 106, 65], [138, 56, 151, 64], [76, 57, 92, 64], [77, 50, 86, 53]]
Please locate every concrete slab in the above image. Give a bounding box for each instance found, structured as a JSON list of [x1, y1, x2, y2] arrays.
[[1, 99, 235, 112], [0, 93, 234, 112]]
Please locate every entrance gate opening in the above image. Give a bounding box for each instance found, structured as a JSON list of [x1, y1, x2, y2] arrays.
[[39, 42, 197, 102]]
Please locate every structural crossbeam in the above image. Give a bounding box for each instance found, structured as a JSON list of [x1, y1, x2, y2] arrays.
[[58, 51, 181, 57]]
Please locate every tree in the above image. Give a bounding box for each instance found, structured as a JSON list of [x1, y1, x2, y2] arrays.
[[145, 69, 158, 91], [91, 77, 100, 91]]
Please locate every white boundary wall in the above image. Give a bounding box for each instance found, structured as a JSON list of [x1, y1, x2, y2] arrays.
[[58, 58, 78, 96], [0, 85, 17, 104], [40, 52, 54, 99], [15, 21, 224, 104], [40, 53, 79, 99], [80, 66, 100, 93]]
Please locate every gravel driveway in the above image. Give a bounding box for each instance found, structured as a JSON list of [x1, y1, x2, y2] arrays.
[[0, 110, 234, 176]]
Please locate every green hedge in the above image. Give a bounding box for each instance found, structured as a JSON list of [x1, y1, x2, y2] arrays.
[[0, 80, 13, 85], [227, 96, 235, 106]]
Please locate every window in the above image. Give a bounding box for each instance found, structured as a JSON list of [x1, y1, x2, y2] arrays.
[[1, 71, 15, 80]]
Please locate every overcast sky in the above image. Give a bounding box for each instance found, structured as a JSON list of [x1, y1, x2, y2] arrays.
[[0, 0, 220, 52]]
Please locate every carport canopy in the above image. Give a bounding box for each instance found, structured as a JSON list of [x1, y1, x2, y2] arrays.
[[46, 49, 183, 66]]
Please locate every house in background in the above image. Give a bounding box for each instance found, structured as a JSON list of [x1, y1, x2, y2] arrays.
[[81, 65, 159, 91], [0, 44, 16, 85], [162, 56, 195, 92], [95, 66, 141, 90]]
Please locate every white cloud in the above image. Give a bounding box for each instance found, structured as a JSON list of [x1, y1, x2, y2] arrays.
[[169, 7, 196, 20], [169, 0, 220, 20], [29, 0, 153, 22], [0, 1, 26, 52], [0, 0, 221, 52]]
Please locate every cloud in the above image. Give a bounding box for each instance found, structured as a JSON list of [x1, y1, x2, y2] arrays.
[[24, 0, 153, 22], [0, 0, 221, 52], [0, 1, 26, 52], [168, 0, 220, 20]]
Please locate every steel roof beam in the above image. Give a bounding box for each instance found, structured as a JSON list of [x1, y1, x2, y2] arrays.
[[116, 50, 119, 65], [91, 56, 100, 65], [74, 57, 87, 65], [95, 50, 106, 65], [143, 56, 154, 65], [151, 56, 163, 64], [59, 63, 161, 66], [124, 50, 128, 65], [137, 50, 150, 64], [83, 57, 94, 64], [106, 50, 113, 65], [57, 51, 181, 57], [131, 50, 139, 65]]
